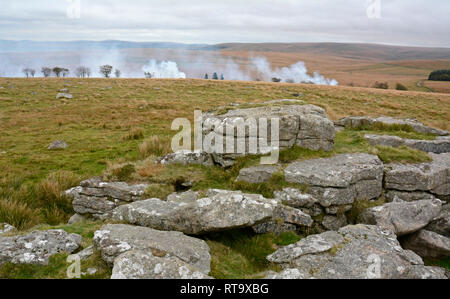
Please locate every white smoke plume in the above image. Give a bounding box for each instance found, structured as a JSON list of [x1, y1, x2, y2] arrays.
[[142, 59, 186, 79], [251, 56, 338, 86]]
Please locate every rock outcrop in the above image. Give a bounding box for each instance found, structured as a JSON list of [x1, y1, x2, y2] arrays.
[[94, 224, 211, 274], [336, 116, 449, 136], [0, 230, 82, 265], [358, 199, 442, 236], [425, 204, 450, 237], [156, 150, 214, 166], [365, 134, 450, 154], [111, 250, 213, 279], [285, 154, 384, 209], [112, 190, 279, 234], [384, 153, 450, 200], [157, 102, 336, 168], [66, 177, 149, 219], [401, 230, 450, 259], [266, 224, 446, 279]]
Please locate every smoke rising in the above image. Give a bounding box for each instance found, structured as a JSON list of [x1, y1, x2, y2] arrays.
[[142, 59, 186, 79], [0, 46, 337, 86], [251, 56, 338, 85]]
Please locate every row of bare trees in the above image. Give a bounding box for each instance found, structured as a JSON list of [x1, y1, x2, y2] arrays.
[[21, 65, 121, 78]]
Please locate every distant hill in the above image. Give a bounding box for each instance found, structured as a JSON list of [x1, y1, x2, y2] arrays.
[[216, 43, 450, 61], [0, 40, 214, 53], [1, 40, 449, 61]]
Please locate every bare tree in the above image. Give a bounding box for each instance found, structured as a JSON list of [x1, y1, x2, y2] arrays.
[[30, 69, 36, 77], [99, 65, 113, 78], [115, 69, 121, 78], [41, 67, 52, 77], [22, 68, 32, 78], [62, 68, 70, 77]]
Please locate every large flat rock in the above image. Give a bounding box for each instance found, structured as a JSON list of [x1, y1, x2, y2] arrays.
[[0, 230, 82, 265], [93, 224, 211, 274], [336, 116, 449, 136], [384, 153, 450, 199], [285, 154, 383, 207], [266, 224, 446, 279], [111, 250, 213, 279], [365, 134, 450, 154], [358, 199, 442, 236], [112, 191, 278, 235], [66, 177, 149, 219]]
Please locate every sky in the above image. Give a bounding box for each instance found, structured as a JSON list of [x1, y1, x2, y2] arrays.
[[1, 0, 450, 47]]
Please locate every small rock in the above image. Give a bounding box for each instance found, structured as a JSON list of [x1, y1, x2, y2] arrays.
[[235, 165, 279, 184], [322, 215, 348, 231], [68, 214, 87, 224], [74, 246, 94, 261], [47, 140, 68, 150], [56, 93, 73, 99], [0, 223, 17, 235]]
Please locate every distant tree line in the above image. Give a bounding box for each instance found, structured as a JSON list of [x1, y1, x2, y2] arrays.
[[19, 65, 122, 78], [204, 72, 225, 80], [428, 70, 450, 81]]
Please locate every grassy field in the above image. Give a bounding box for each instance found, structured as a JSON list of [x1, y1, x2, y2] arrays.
[[0, 77, 449, 278]]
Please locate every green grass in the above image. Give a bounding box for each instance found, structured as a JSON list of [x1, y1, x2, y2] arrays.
[[424, 258, 450, 271], [375, 145, 432, 164], [0, 78, 449, 279], [205, 228, 302, 279]]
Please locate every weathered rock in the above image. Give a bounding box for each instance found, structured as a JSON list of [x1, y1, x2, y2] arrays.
[[401, 230, 450, 259], [93, 224, 211, 273], [336, 116, 449, 136], [384, 153, 450, 199], [156, 150, 214, 166], [0, 230, 82, 265], [112, 191, 278, 235], [202, 104, 335, 167], [285, 154, 383, 207], [358, 199, 442, 236], [322, 215, 348, 231], [73, 246, 94, 261], [385, 190, 437, 202], [56, 93, 73, 99], [274, 188, 319, 209], [425, 204, 450, 237], [67, 213, 88, 224], [273, 205, 313, 227], [66, 178, 149, 219], [365, 134, 450, 154], [59, 88, 69, 93], [252, 222, 297, 234], [47, 140, 68, 150], [400, 266, 448, 279], [235, 165, 279, 184], [111, 250, 212, 279], [167, 191, 199, 204], [0, 223, 17, 235], [265, 269, 306, 279], [267, 224, 446, 279]]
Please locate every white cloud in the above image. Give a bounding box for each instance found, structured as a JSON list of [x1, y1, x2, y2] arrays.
[[0, 0, 449, 47]]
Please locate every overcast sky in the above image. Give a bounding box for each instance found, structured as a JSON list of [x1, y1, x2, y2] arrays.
[[1, 0, 449, 47]]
